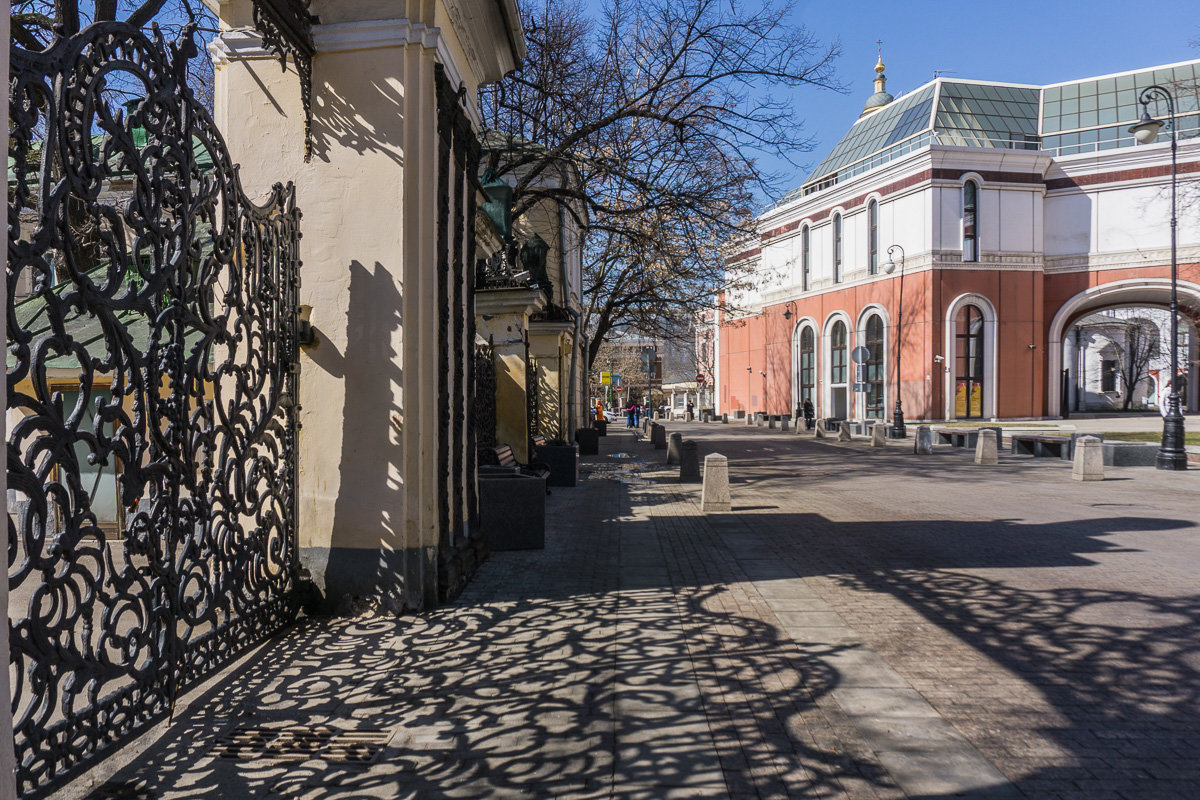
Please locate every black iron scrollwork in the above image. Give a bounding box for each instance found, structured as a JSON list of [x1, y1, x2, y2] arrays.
[[526, 342, 540, 453], [250, 0, 317, 160], [473, 338, 498, 452], [7, 22, 301, 796]]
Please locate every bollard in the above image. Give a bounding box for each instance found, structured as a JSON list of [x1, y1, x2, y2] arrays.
[[651, 422, 667, 450], [914, 425, 934, 455], [1072, 435, 1104, 481], [838, 421, 852, 442], [767, 416, 776, 430], [679, 440, 701, 482], [721, 413, 728, 424], [974, 429, 999, 465], [667, 432, 683, 465], [701, 453, 732, 512], [745, 413, 755, 426], [815, 424, 827, 439], [780, 418, 790, 432], [871, 423, 887, 448]]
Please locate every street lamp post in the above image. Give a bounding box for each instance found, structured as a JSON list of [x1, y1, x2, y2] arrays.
[[1129, 85, 1187, 470], [883, 244, 907, 438]]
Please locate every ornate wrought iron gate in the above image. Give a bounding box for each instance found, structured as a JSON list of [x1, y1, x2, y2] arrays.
[[7, 23, 301, 796]]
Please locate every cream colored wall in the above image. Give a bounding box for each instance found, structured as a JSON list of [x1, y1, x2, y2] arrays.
[[529, 330, 565, 439], [211, 0, 485, 609], [477, 310, 532, 460]]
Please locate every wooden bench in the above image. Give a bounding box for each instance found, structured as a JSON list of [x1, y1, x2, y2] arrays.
[[1010, 434, 1070, 458], [483, 444, 552, 484]]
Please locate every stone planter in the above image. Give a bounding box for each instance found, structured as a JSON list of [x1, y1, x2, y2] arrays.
[[535, 443, 577, 487], [479, 473, 546, 550], [575, 427, 599, 456]]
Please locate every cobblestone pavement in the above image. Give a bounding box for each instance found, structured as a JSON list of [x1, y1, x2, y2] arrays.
[[75, 424, 1200, 800]]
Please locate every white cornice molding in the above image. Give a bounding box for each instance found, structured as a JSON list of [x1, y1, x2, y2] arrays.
[[1045, 245, 1200, 273], [208, 29, 273, 66], [312, 18, 440, 52], [1046, 137, 1200, 181], [475, 288, 547, 317]]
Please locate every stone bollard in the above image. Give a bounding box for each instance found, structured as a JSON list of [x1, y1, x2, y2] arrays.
[[780, 418, 790, 432], [815, 425, 827, 439], [679, 440, 701, 483], [652, 422, 667, 450], [871, 423, 887, 448], [838, 421, 852, 442], [701, 453, 732, 512], [667, 432, 683, 465], [721, 414, 728, 424], [1072, 435, 1104, 481], [745, 413, 755, 426], [974, 429, 999, 465], [767, 416, 776, 429], [914, 425, 934, 455]]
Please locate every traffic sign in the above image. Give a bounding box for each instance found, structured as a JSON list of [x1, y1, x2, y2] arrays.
[[696, 373, 706, 384], [612, 374, 622, 385], [614, 386, 623, 393], [851, 346, 870, 363], [600, 371, 611, 385]]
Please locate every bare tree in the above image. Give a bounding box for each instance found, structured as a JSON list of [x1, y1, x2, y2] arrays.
[[1092, 318, 1160, 411], [480, 0, 840, 369], [11, 0, 218, 106]]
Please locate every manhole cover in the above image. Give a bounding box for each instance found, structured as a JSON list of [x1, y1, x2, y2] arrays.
[[211, 725, 391, 763]]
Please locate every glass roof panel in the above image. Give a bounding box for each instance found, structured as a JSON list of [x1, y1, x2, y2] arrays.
[[933, 81, 1040, 145], [802, 83, 936, 187]]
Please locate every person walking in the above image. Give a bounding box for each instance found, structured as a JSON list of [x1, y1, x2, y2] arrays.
[[803, 398, 815, 430]]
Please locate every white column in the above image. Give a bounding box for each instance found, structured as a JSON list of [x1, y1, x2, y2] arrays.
[[1, 3, 18, 795]]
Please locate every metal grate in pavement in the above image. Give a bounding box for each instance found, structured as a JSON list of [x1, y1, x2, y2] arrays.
[[210, 725, 391, 763]]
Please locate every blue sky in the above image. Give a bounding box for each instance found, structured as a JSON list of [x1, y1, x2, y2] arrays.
[[772, 0, 1200, 198]]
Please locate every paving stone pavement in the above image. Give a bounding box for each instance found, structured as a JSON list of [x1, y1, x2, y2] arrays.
[[72, 424, 1200, 800]]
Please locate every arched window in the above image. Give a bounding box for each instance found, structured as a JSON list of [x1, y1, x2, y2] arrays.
[[799, 327, 815, 406], [955, 304, 985, 417], [867, 200, 879, 275], [829, 319, 848, 419], [865, 314, 885, 418], [801, 225, 811, 291], [833, 214, 843, 282], [963, 181, 979, 262]]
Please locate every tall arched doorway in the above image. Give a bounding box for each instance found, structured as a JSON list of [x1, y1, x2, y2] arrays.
[[828, 319, 849, 419], [793, 323, 817, 418], [944, 293, 998, 420], [955, 304, 986, 418]]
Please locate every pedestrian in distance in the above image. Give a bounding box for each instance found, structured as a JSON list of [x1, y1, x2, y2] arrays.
[[803, 398, 815, 430]]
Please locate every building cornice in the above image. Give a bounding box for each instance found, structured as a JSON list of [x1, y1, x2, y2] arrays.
[[475, 287, 547, 317], [1045, 245, 1200, 273]]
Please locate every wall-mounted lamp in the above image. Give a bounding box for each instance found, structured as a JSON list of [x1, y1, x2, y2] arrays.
[[297, 305, 317, 347], [782, 301, 797, 321]]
